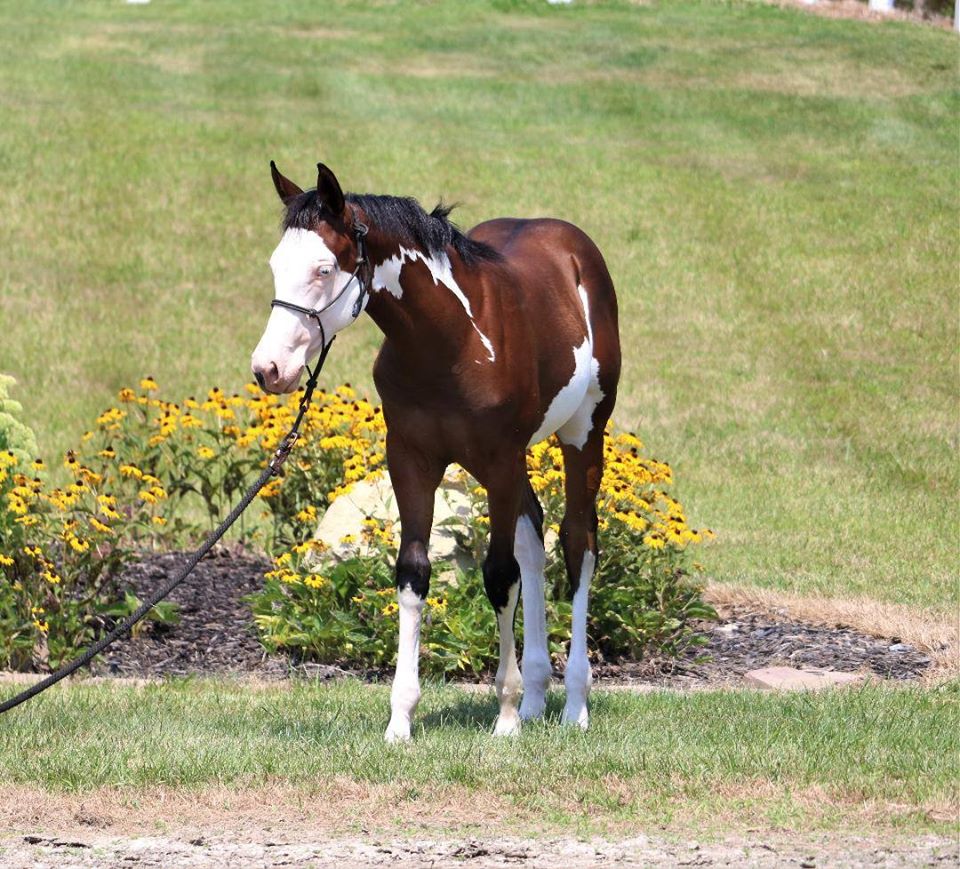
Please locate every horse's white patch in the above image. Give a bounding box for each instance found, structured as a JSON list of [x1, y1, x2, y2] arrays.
[[562, 550, 594, 729], [516, 515, 550, 721], [385, 586, 423, 743], [493, 581, 523, 736], [528, 285, 604, 449], [372, 246, 496, 362]]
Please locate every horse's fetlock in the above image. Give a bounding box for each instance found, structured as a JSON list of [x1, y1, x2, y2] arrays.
[[396, 540, 431, 598], [483, 554, 520, 612]]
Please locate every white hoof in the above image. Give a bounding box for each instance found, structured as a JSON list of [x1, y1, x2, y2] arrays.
[[493, 713, 522, 736], [384, 719, 412, 743], [561, 703, 589, 730]]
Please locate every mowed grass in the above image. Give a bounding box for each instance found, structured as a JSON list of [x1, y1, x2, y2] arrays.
[[0, 678, 956, 836], [0, 1, 956, 608]]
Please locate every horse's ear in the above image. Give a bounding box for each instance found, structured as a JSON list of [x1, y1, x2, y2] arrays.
[[270, 160, 303, 203], [316, 163, 345, 217]]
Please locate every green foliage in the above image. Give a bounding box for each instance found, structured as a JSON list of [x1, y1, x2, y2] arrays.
[[0, 374, 38, 465]]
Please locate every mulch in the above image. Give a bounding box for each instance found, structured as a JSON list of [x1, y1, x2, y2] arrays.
[[88, 550, 932, 686]]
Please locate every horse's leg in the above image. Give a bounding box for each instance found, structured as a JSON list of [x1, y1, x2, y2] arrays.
[[483, 456, 526, 736], [384, 433, 444, 743], [558, 429, 606, 729], [516, 481, 550, 721]]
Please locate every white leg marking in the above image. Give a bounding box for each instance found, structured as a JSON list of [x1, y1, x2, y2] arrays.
[[493, 581, 523, 736], [563, 550, 595, 729], [385, 587, 423, 742], [515, 515, 550, 721]]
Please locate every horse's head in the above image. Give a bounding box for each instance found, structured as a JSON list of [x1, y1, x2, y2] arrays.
[[251, 162, 366, 394]]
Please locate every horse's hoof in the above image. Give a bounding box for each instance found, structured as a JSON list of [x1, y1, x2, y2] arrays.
[[493, 714, 522, 736], [561, 705, 589, 730], [384, 721, 412, 743]]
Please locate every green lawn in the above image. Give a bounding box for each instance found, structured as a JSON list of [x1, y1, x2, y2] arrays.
[[0, 0, 956, 608], [0, 678, 956, 836]]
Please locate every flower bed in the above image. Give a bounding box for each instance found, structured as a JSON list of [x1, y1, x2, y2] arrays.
[[1, 377, 714, 674]]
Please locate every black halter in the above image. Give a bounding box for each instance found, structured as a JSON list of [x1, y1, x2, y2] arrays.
[[269, 219, 370, 355]]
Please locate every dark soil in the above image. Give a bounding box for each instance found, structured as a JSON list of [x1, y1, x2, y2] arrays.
[[89, 551, 932, 685]]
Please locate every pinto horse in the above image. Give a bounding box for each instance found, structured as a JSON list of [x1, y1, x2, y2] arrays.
[[252, 163, 620, 740]]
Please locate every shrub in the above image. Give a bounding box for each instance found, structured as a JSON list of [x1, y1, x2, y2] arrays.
[[0, 374, 38, 463], [0, 447, 168, 670]]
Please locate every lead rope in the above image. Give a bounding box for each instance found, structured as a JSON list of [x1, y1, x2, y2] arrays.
[[0, 338, 335, 715]]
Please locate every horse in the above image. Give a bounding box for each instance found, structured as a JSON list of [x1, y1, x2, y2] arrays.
[[252, 162, 621, 741]]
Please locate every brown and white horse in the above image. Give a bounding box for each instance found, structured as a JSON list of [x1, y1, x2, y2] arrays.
[[252, 163, 620, 740]]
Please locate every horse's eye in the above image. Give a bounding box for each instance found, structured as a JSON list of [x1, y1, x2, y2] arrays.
[[318, 265, 333, 278]]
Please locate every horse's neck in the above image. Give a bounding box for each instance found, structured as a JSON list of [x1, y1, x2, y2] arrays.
[[364, 237, 476, 357]]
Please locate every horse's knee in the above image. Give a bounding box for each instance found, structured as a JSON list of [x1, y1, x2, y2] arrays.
[[482, 551, 520, 613], [397, 540, 430, 598]]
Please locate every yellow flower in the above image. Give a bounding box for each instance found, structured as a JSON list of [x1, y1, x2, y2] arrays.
[[78, 467, 102, 486], [140, 377, 159, 391], [96, 407, 125, 426], [0, 554, 13, 567], [259, 479, 283, 499], [31, 459, 44, 472], [119, 464, 143, 479], [33, 619, 49, 633], [118, 387, 137, 403], [6, 494, 28, 515], [303, 574, 326, 589], [90, 517, 113, 534], [152, 516, 167, 526], [381, 602, 399, 616], [643, 533, 665, 550], [295, 505, 318, 523], [197, 446, 216, 460]]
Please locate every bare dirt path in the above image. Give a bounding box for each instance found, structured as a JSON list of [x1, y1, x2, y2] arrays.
[[1, 785, 956, 869], [3, 829, 957, 868]]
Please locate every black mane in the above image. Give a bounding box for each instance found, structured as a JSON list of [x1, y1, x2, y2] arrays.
[[282, 190, 501, 266]]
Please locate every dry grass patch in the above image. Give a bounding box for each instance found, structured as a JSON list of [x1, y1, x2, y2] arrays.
[[0, 780, 516, 840], [705, 582, 959, 677]]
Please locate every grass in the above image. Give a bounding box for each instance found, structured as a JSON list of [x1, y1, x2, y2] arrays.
[[0, 1, 956, 610], [0, 677, 956, 836]]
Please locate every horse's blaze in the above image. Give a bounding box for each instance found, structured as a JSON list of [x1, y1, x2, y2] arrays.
[[254, 162, 621, 740]]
